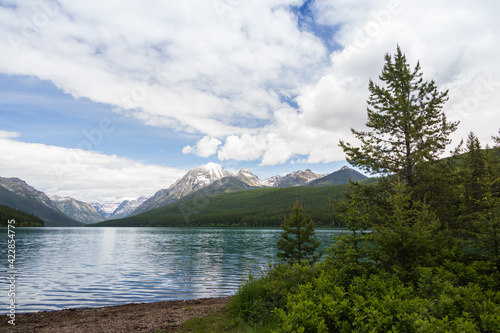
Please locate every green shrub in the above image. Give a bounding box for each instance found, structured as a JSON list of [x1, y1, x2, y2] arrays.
[[272, 264, 500, 333], [230, 263, 318, 325]]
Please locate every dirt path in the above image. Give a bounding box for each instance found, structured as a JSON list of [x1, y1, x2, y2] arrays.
[[1, 297, 232, 333]]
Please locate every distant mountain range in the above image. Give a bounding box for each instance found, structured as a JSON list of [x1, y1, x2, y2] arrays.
[[131, 163, 366, 220], [0, 177, 83, 227], [0, 164, 367, 227], [48, 195, 149, 224]]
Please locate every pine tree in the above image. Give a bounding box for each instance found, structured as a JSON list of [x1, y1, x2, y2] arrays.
[[277, 201, 320, 265], [336, 46, 457, 273], [328, 187, 371, 266], [371, 182, 442, 273], [463, 132, 488, 214], [475, 174, 500, 272], [493, 129, 500, 147], [339, 45, 458, 189]]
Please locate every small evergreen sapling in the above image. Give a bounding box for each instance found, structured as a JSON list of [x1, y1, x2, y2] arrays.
[[328, 187, 371, 266], [277, 201, 320, 265]]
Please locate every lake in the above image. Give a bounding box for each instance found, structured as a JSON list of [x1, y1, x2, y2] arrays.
[[0, 227, 342, 314]]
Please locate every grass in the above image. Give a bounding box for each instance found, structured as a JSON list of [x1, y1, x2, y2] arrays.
[[180, 306, 276, 333]]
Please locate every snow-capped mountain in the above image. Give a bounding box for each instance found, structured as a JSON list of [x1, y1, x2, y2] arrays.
[[133, 164, 328, 215], [109, 196, 149, 219], [236, 168, 264, 187], [0, 164, 367, 224], [263, 169, 322, 187], [237, 168, 322, 188], [133, 163, 235, 214], [50, 195, 105, 224], [91, 202, 121, 219], [49, 195, 148, 223]]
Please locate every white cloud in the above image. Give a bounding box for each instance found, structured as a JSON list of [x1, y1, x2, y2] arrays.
[[218, 133, 267, 161], [182, 136, 221, 157], [0, 130, 20, 139], [0, 0, 326, 137], [1, 0, 499, 168], [0, 133, 186, 203]]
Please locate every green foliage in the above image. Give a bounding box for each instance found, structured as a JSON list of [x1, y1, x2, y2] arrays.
[[493, 129, 500, 147], [412, 153, 464, 232], [0, 186, 81, 227], [0, 205, 44, 227], [181, 306, 272, 333], [228, 135, 500, 333], [200, 49, 500, 332], [464, 132, 489, 214], [273, 265, 500, 333], [371, 182, 444, 273], [230, 263, 318, 325], [277, 201, 320, 265], [339, 45, 458, 188], [473, 176, 500, 271], [328, 186, 372, 266]]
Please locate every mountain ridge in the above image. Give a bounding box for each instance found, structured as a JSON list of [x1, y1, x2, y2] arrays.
[[132, 164, 331, 215], [0, 177, 83, 227], [0, 164, 366, 225]]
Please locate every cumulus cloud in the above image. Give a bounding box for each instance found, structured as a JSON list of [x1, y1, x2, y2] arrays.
[[0, 132, 186, 203], [1, 0, 499, 168], [182, 136, 221, 157], [0, 0, 326, 137], [218, 133, 267, 161]]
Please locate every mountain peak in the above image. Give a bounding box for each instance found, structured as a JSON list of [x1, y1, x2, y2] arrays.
[[202, 162, 223, 170], [192, 163, 233, 180], [338, 166, 351, 171], [197, 163, 228, 179], [236, 168, 263, 187]]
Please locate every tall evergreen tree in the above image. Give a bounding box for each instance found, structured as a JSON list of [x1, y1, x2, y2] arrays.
[[339, 45, 458, 189], [463, 132, 488, 214], [277, 201, 320, 265], [493, 129, 500, 147], [475, 174, 500, 272], [334, 46, 458, 273]]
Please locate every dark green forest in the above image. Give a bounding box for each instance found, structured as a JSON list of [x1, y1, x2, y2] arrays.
[[92, 184, 354, 227], [0, 205, 45, 227]]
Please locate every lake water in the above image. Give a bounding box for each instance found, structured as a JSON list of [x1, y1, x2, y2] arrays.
[[0, 227, 342, 314]]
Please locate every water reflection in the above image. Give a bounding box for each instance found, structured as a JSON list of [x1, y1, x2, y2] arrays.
[[0, 227, 341, 313]]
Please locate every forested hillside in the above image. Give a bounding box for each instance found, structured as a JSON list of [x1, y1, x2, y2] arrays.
[[0, 185, 83, 227], [0, 205, 44, 227], [92, 184, 350, 227]]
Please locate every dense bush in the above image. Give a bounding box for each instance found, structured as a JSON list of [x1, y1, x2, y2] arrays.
[[230, 263, 319, 325], [273, 265, 500, 332]]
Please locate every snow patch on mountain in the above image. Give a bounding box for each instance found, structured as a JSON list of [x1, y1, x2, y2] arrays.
[[133, 163, 235, 214], [236, 168, 264, 187]]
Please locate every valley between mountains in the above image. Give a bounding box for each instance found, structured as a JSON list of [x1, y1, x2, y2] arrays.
[[0, 163, 367, 227]]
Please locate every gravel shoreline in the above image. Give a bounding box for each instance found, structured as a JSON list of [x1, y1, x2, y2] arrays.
[[1, 296, 232, 333]]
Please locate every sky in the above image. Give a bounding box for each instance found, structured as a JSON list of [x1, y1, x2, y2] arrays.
[[0, 0, 499, 203]]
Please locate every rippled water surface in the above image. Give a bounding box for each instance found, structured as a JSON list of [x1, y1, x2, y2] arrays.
[[0, 227, 341, 313]]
